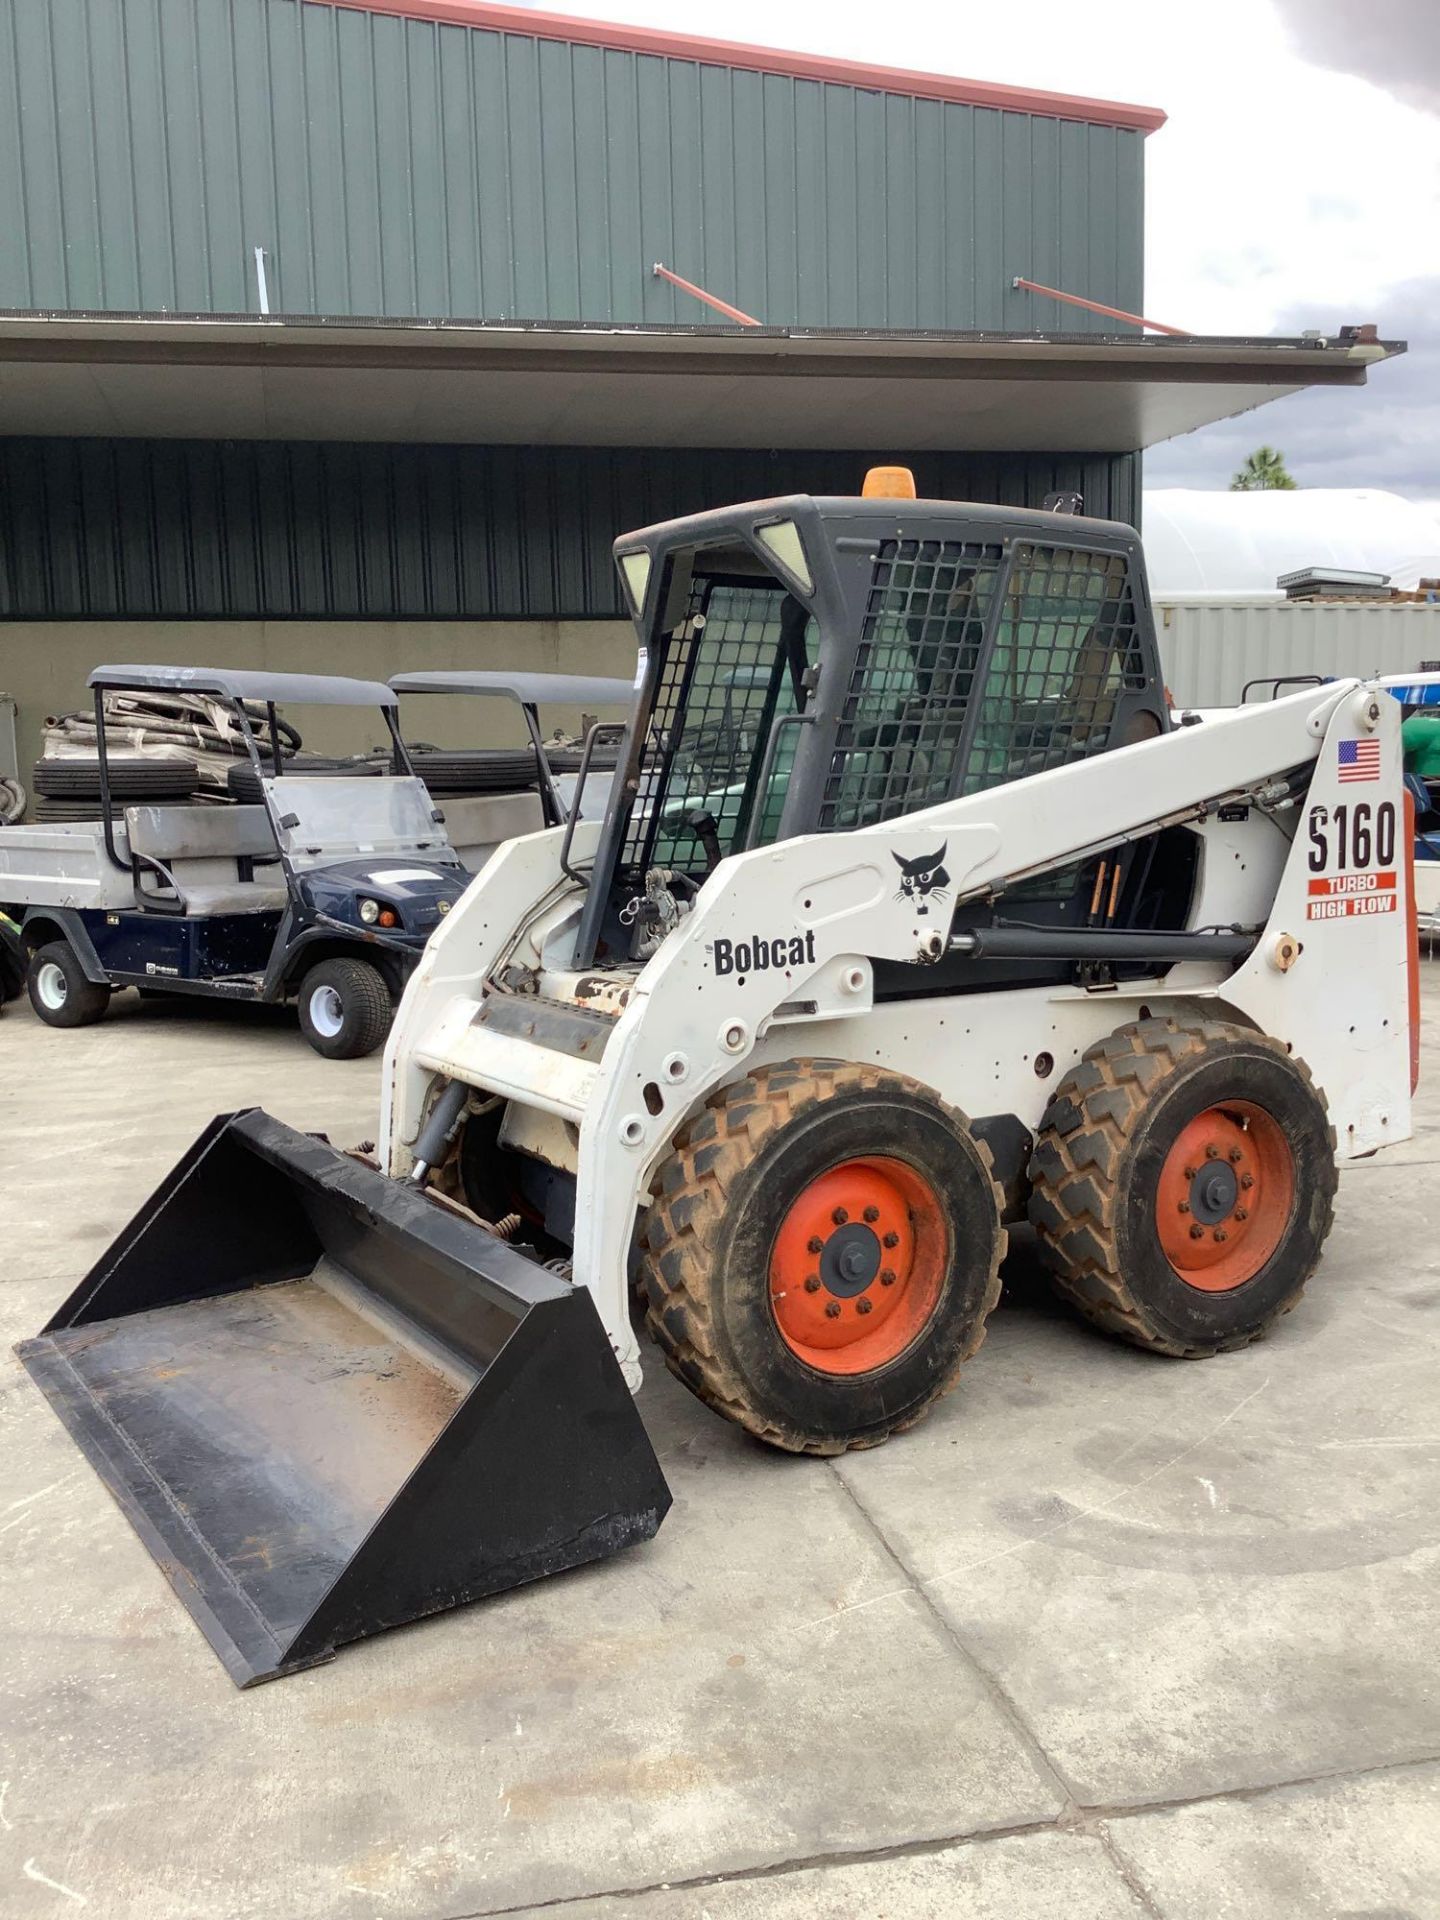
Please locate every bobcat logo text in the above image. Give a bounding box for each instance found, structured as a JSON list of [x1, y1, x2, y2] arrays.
[[710, 929, 817, 977]]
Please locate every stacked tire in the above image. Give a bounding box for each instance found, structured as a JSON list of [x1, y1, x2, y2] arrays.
[[406, 746, 540, 795], [544, 741, 621, 775], [30, 756, 200, 823], [226, 753, 386, 803], [404, 741, 621, 798]]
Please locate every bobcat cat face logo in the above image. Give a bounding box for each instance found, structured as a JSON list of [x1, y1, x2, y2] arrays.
[[893, 844, 950, 916]]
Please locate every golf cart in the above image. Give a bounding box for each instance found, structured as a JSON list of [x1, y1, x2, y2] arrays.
[[392, 671, 634, 865], [0, 666, 468, 1058]]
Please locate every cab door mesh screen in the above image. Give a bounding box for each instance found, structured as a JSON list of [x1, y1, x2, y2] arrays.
[[618, 580, 799, 887], [962, 544, 1145, 792], [820, 539, 1003, 829]]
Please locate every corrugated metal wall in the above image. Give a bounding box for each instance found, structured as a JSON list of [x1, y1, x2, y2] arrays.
[[0, 0, 1143, 330], [0, 438, 1138, 620], [1157, 600, 1440, 708]]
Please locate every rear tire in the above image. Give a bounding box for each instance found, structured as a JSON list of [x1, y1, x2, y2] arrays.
[[26, 941, 110, 1028], [641, 1060, 1006, 1455], [297, 958, 393, 1060], [1028, 1016, 1336, 1356]]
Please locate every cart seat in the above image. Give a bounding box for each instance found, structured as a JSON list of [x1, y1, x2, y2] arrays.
[[437, 791, 545, 871], [125, 804, 288, 915], [171, 880, 289, 915]]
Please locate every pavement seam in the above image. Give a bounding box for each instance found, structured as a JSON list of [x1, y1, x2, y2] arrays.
[[448, 1813, 1090, 1918], [1091, 1824, 1168, 1919], [828, 1460, 1084, 1812], [442, 1750, 1440, 1918], [1340, 1155, 1440, 1171]]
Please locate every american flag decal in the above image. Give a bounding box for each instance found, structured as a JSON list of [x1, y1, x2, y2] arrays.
[[1338, 738, 1381, 783]]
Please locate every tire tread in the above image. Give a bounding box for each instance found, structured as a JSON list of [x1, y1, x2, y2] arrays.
[[1027, 1016, 1337, 1355], [641, 1061, 1005, 1454]]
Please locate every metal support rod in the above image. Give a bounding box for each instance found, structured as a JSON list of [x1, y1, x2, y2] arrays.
[[949, 926, 1253, 962], [652, 262, 761, 327], [1011, 276, 1188, 337], [253, 245, 271, 315]]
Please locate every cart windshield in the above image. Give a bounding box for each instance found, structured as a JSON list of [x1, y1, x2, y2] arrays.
[[263, 775, 449, 861]]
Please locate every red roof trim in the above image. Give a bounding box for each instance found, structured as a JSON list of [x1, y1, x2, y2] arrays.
[[308, 0, 1167, 133]]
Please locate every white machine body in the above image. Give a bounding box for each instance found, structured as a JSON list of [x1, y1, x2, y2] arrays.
[[383, 676, 1417, 1390]]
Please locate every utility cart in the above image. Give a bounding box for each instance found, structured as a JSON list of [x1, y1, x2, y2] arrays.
[[392, 670, 634, 865], [0, 666, 468, 1057]]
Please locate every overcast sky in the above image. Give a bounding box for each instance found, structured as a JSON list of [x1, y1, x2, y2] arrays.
[[516, 0, 1437, 506]]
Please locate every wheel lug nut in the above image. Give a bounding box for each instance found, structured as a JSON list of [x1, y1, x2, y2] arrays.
[[1178, 1201, 1190, 1214], [1213, 1228, 1228, 1243], [1205, 1144, 1220, 1160], [1189, 1224, 1205, 1240], [1229, 1147, 1243, 1163], [832, 1207, 849, 1226], [1234, 1208, 1248, 1222], [856, 1297, 874, 1315], [1240, 1173, 1255, 1189], [863, 1205, 880, 1223], [807, 1235, 824, 1254], [880, 1268, 897, 1285], [824, 1300, 842, 1319], [1183, 1165, 1198, 1180], [804, 1274, 822, 1292], [883, 1231, 899, 1248]]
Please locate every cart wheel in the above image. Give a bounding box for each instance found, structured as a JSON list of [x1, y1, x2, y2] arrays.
[[26, 941, 110, 1029], [297, 958, 393, 1060], [1028, 1016, 1336, 1355], [641, 1060, 1005, 1455]]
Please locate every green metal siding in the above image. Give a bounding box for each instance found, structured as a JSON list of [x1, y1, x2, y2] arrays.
[[0, 438, 1139, 621], [0, 0, 1144, 329]]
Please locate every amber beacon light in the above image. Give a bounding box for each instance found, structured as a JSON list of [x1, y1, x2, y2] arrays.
[[862, 466, 918, 499]]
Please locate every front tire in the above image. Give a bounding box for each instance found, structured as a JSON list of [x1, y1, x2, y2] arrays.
[[1028, 1016, 1337, 1356], [641, 1060, 1006, 1455], [26, 941, 110, 1028], [297, 957, 393, 1060]]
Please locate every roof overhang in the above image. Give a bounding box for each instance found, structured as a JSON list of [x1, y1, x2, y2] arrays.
[[0, 313, 1405, 455]]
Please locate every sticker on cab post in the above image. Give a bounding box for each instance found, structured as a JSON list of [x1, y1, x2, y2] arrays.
[[1305, 798, 1398, 919]]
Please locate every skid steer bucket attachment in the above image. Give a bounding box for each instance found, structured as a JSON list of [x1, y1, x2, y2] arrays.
[[17, 1110, 671, 1687]]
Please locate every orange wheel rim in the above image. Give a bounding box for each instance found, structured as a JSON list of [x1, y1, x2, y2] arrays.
[[1155, 1101, 1295, 1292], [769, 1157, 946, 1375]]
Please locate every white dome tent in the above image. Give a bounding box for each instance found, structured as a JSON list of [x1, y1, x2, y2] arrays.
[[1141, 489, 1440, 599]]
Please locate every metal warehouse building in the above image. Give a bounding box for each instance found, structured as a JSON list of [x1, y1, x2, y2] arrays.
[[0, 0, 1403, 770]]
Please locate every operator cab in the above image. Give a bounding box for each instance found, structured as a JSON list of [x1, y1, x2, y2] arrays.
[[574, 470, 1170, 971]]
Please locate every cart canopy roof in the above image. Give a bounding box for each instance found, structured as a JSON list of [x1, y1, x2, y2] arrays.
[[389, 670, 633, 706], [89, 665, 398, 707]]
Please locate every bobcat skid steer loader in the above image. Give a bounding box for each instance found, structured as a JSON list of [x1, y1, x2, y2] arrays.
[[20, 471, 1421, 1684]]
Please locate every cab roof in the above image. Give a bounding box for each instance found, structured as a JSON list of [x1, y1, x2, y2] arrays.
[[613, 493, 1138, 560]]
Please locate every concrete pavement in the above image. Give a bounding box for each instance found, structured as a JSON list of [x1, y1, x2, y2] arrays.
[[1, 980, 1437, 1918]]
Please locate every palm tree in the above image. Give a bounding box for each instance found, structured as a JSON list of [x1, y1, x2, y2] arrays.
[[1231, 447, 1298, 491]]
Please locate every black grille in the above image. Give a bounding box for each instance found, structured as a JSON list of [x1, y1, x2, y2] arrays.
[[618, 581, 799, 887], [821, 539, 1003, 829], [961, 544, 1145, 792]]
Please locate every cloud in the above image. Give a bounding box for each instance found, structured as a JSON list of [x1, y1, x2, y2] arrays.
[[1145, 277, 1439, 495], [1272, 0, 1440, 115]]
